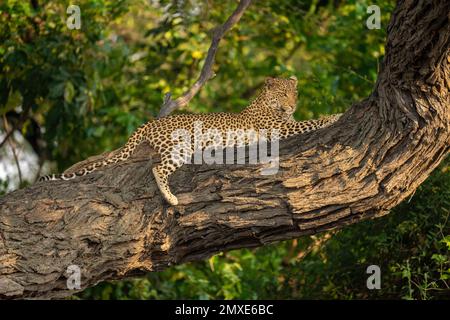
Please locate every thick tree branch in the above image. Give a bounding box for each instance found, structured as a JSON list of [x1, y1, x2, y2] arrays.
[[0, 0, 449, 299], [158, 0, 252, 118]]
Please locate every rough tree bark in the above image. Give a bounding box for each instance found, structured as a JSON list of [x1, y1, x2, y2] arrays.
[[0, 0, 449, 299]]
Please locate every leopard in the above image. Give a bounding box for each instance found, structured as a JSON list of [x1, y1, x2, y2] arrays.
[[39, 76, 342, 206]]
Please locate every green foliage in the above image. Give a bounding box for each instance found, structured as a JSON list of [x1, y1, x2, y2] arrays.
[[1, 0, 448, 299], [1, 0, 133, 168]]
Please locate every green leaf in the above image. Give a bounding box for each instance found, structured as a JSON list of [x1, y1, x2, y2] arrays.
[[64, 81, 75, 103]]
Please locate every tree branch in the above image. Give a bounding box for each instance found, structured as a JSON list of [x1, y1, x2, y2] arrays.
[[2, 116, 22, 185], [158, 0, 252, 118], [0, 0, 449, 299], [0, 128, 15, 150]]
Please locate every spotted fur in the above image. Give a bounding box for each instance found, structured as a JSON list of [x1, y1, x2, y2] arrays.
[[39, 76, 342, 205]]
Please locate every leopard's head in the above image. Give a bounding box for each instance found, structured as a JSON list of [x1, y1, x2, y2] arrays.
[[263, 76, 298, 119]]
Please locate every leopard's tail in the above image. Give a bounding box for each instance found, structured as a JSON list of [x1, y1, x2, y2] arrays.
[[38, 122, 150, 182]]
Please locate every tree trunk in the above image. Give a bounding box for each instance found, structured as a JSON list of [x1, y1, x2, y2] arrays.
[[0, 0, 449, 299]]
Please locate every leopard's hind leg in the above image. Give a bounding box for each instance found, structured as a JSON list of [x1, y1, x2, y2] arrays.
[[152, 165, 178, 206], [152, 147, 192, 206]]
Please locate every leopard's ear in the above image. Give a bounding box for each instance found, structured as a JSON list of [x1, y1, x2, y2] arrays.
[[289, 75, 298, 85]]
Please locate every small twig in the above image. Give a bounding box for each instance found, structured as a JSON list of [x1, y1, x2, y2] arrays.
[[2, 116, 22, 185], [295, 231, 336, 261], [407, 188, 417, 203], [158, 0, 252, 118], [0, 128, 15, 149], [35, 159, 44, 183], [0, 108, 30, 150]]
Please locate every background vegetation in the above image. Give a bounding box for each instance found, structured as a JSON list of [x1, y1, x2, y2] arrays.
[[0, 0, 448, 299]]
